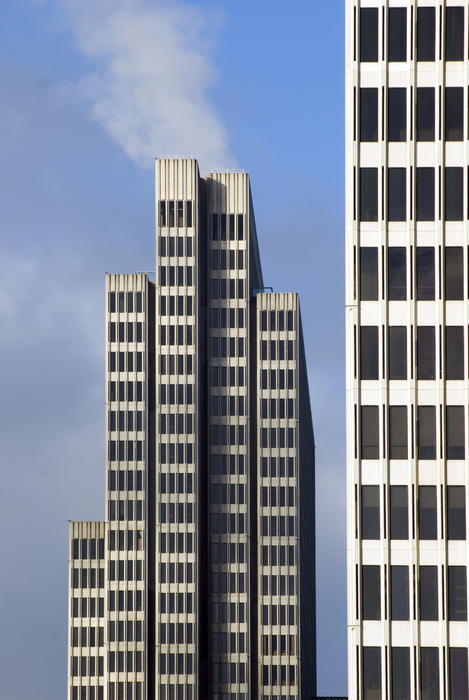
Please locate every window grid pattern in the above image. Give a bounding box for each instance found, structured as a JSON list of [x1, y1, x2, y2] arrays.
[[155, 158, 198, 700], [207, 171, 250, 697], [347, 3, 469, 699], [257, 294, 300, 697], [105, 273, 147, 698], [68, 522, 106, 700]]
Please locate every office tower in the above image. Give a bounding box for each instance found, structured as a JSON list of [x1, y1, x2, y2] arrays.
[[67, 157, 316, 700], [346, 3, 469, 699]]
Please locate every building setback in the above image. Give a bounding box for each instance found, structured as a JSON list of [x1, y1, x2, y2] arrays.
[[67, 157, 316, 699], [347, 3, 469, 699]]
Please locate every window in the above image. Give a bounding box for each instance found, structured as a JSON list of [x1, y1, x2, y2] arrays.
[[388, 247, 406, 300], [361, 406, 379, 459], [446, 7, 464, 61], [420, 566, 438, 620], [391, 566, 409, 620], [388, 168, 406, 221], [177, 200, 183, 226], [445, 168, 463, 221], [417, 247, 435, 300], [417, 7, 435, 61], [445, 247, 464, 300], [449, 648, 469, 700], [359, 247, 378, 300], [391, 648, 410, 700], [237, 214, 244, 239], [445, 88, 463, 141], [390, 486, 408, 539], [361, 485, 380, 539], [389, 406, 407, 459], [417, 168, 435, 221], [446, 406, 465, 459], [186, 201, 192, 227], [418, 406, 436, 459], [360, 89, 378, 142], [388, 326, 407, 379], [417, 88, 435, 141], [360, 168, 378, 221], [388, 8, 406, 62], [447, 486, 466, 540], [417, 327, 435, 379], [420, 648, 439, 700], [448, 567, 467, 621], [362, 566, 381, 620], [419, 486, 437, 540], [388, 88, 406, 141], [445, 327, 464, 379], [363, 648, 381, 700], [360, 9, 378, 62], [360, 327, 379, 380]]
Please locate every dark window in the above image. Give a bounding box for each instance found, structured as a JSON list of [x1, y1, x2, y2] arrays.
[[360, 327, 379, 379], [445, 327, 464, 379], [212, 213, 218, 240], [445, 168, 464, 221], [417, 7, 435, 61], [186, 201, 192, 227], [363, 648, 381, 700], [159, 201, 166, 226], [417, 247, 435, 300], [237, 214, 244, 239], [391, 566, 409, 620], [388, 326, 407, 379], [420, 648, 439, 700], [417, 327, 435, 379], [419, 486, 437, 540], [446, 7, 464, 61], [388, 88, 406, 141], [417, 168, 435, 221], [388, 8, 407, 62], [417, 88, 435, 141], [360, 9, 379, 62], [361, 485, 380, 539], [447, 486, 466, 540], [362, 566, 381, 620], [177, 200, 183, 226], [445, 247, 464, 299], [445, 88, 463, 141], [418, 406, 436, 460], [388, 168, 406, 221], [446, 406, 465, 459], [388, 247, 406, 300], [420, 566, 438, 620], [360, 168, 378, 221], [360, 88, 378, 142], [391, 648, 410, 700], [389, 406, 407, 459], [450, 648, 469, 700], [361, 406, 379, 459], [360, 247, 378, 300], [390, 486, 408, 539], [448, 567, 467, 621]]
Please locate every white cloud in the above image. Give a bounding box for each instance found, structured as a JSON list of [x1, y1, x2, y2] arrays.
[[62, 0, 235, 170]]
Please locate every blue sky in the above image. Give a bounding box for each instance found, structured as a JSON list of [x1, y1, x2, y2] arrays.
[[0, 1, 345, 696]]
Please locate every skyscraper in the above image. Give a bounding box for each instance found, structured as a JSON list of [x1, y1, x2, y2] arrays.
[[347, 4, 469, 699], [67, 157, 316, 700]]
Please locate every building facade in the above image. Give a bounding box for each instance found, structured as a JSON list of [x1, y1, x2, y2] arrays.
[[67, 157, 316, 700], [346, 3, 469, 699]]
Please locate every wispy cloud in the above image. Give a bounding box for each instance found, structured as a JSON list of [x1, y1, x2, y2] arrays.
[[61, 0, 235, 170]]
